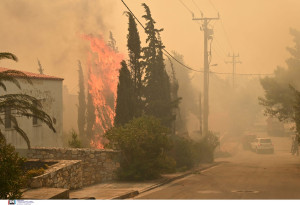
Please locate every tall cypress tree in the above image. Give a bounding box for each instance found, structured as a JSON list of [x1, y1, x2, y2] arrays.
[[86, 69, 95, 145], [77, 60, 86, 140], [127, 12, 143, 117], [37, 59, 44, 74], [114, 60, 135, 126], [142, 3, 173, 128]]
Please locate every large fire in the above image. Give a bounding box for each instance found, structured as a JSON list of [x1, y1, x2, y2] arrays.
[[82, 34, 123, 149]]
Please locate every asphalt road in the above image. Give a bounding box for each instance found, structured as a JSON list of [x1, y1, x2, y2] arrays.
[[135, 135, 300, 199]]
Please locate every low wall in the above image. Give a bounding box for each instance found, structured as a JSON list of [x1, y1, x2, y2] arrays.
[[18, 147, 120, 186], [30, 160, 82, 190]]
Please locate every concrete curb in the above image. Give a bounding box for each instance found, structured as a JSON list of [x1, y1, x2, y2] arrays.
[[112, 162, 221, 200], [110, 190, 139, 200]]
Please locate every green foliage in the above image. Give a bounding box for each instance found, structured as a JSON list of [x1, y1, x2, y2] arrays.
[[169, 135, 194, 170], [0, 52, 18, 61], [0, 138, 26, 199], [68, 130, 82, 148], [165, 52, 193, 134], [259, 29, 300, 123], [169, 132, 220, 170], [126, 12, 143, 117], [114, 61, 135, 126], [204, 131, 220, 162], [259, 76, 294, 122], [26, 168, 45, 178], [290, 86, 300, 143], [77, 60, 86, 141], [105, 115, 175, 180], [37, 59, 44, 74], [142, 4, 173, 129]]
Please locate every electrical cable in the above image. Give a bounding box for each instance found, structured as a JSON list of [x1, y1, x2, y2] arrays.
[[121, 0, 204, 73], [120, 0, 273, 76]]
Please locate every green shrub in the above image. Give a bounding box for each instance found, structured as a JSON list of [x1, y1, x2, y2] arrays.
[[26, 168, 45, 178], [169, 135, 195, 170], [195, 131, 220, 163], [68, 130, 82, 148], [0, 137, 26, 199], [104, 115, 176, 180], [169, 131, 220, 169]]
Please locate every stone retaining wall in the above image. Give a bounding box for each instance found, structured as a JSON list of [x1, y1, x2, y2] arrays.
[[18, 148, 120, 187], [30, 160, 82, 190]]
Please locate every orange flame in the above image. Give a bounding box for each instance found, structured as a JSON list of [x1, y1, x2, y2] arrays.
[[82, 34, 123, 149]]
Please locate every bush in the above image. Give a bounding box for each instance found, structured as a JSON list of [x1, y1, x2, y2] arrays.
[[68, 130, 82, 148], [0, 137, 26, 199], [169, 135, 195, 170], [26, 168, 45, 178], [104, 115, 175, 180], [195, 131, 220, 163], [169, 131, 220, 170]]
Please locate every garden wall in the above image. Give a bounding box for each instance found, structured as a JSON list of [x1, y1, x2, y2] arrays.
[[18, 147, 120, 187], [30, 160, 82, 190]]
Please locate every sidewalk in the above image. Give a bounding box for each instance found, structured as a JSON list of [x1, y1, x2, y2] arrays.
[[69, 162, 220, 199]]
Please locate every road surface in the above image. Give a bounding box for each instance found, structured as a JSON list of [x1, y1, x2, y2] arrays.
[[135, 135, 300, 199]]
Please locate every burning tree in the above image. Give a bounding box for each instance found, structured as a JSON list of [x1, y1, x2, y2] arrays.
[[83, 34, 123, 148]]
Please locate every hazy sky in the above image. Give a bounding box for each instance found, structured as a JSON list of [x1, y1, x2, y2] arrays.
[[0, 0, 300, 94]]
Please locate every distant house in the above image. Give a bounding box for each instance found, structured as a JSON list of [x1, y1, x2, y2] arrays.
[[0, 67, 63, 148]]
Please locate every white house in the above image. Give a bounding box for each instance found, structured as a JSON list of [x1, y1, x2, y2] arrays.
[[0, 67, 63, 148]]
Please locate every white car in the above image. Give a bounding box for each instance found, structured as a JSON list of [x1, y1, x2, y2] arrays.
[[251, 138, 274, 153]]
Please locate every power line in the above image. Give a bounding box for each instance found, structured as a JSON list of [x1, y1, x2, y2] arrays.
[[179, 0, 194, 17], [206, 0, 234, 51], [210, 71, 273, 76], [121, 0, 204, 73], [191, 0, 204, 17], [120, 0, 273, 77]]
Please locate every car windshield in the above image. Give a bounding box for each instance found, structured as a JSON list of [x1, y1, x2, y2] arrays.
[[260, 139, 272, 143]]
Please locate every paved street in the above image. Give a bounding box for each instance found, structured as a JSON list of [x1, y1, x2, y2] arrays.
[[135, 135, 300, 199]]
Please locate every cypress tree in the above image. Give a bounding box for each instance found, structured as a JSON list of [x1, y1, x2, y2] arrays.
[[77, 60, 86, 140], [114, 60, 135, 126], [37, 59, 44, 74], [126, 12, 143, 117], [86, 69, 95, 145], [142, 3, 173, 128]]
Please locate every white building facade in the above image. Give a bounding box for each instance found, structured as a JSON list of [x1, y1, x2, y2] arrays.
[[0, 67, 63, 148]]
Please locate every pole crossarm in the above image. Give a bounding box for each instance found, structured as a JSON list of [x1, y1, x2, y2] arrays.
[[225, 53, 242, 88]]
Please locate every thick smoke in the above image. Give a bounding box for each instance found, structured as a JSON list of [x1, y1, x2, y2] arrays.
[[0, 0, 116, 89]]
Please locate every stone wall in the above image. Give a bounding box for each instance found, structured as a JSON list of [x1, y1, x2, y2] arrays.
[[30, 160, 82, 190], [19, 147, 120, 187]]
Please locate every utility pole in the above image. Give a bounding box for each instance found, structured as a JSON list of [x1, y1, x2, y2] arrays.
[[193, 14, 219, 137], [199, 93, 202, 135], [225, 53, 242, 88]]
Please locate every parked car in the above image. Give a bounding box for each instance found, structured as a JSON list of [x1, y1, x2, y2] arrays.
[[251, 138, 274, 153]]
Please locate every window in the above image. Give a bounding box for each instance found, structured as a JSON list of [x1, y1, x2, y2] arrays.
[[5, 107, 11, 129]]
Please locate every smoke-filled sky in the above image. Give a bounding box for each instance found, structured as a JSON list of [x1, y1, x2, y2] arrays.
[[0, 0, 300, 94]]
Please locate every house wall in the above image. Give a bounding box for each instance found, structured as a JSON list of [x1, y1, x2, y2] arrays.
[[2, 78, 63, 148]]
